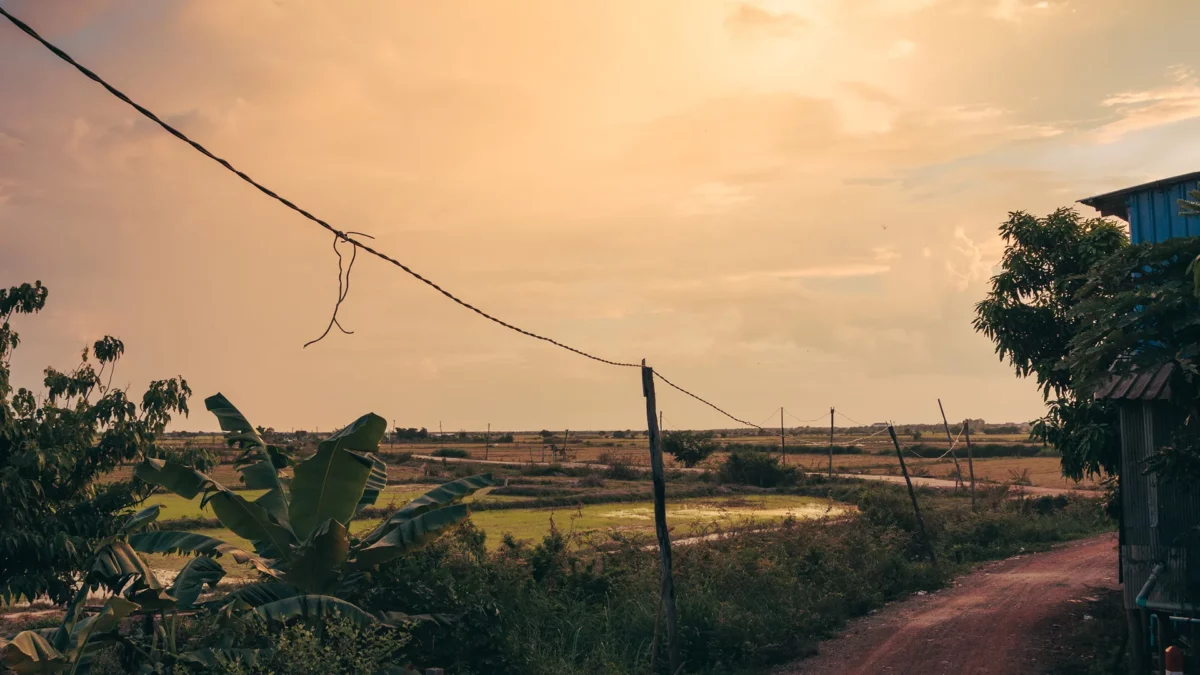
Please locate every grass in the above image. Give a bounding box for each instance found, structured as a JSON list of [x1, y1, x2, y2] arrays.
[[142, 494, 850, 575]]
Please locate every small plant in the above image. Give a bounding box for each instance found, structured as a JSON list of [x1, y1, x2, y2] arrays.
[[1007, 467, 1034, 486], [603, 454, 640, 481], [432, 447, 470, 459]]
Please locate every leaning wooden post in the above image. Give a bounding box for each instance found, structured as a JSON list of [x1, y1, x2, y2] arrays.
[[642, 360, 681, 674], [937, 398, 965, 490], [963, 418, 976, 509], [888, 423, 937, 568], [828, 407, 835, 477]]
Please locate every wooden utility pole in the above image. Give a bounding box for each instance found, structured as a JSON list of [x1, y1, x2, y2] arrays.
[[963, 419, 976, 509], [937, 399, 965, 490], [641, 360, 681, 674], [887, 424, 937, 567], [828, 407, 835, 477], [562, 429, 569, 460], [485, 423, 491, 460], [391, 420, 395, 449], [780, 407, 786, 464]]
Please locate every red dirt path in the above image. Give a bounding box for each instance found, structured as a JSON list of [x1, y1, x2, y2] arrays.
[[778, 533, 1119, 675]]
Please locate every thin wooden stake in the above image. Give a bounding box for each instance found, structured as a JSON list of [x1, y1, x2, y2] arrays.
[[642, 360, 681, 675], [937, 398, 965, 490], [963, 418, 976, 509], [780, 407, 786, 464], [828, 407, 835, 477], [485, 422, 490, 461], [887, 424, 937, 568]]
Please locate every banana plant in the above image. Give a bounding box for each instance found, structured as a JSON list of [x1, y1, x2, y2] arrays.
[[129, 393, 494, 618], [0, 506, 219, 674]]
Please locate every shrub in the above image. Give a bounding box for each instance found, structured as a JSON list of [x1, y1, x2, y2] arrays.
[[577, 474, 605, 488], [432, 447, 470, 458], [603, 454, 640, 480], [717, 449, 799, 487], [663, 430, 718, 467]]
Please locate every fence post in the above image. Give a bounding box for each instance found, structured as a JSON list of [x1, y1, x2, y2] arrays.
[[485, 422, 490, 460], [963, 418, 976, 509], [937, 398, 964, 490], [888, 424, 937, 568], [828, 407, 835, 477], [780, 407, 786, 464], [642, 360, 681, 674]]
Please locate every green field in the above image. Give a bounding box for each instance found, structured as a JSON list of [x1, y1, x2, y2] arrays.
[[145, 494, 850, 576]]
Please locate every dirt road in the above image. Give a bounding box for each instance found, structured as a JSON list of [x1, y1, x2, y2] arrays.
[[778, 533, 1119, 675], [411, 455, 1095, 497]]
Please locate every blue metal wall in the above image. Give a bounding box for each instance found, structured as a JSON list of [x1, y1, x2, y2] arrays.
[[1127, 179, 1200, 244]]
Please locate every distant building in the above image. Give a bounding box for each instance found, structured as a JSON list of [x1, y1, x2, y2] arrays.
[[1081, 173, 1200, 674]]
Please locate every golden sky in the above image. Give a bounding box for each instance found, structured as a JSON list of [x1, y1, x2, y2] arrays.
[[3, 0, 1200, 432]]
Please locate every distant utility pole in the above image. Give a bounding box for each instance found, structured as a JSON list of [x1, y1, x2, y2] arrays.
[[780, 407, 786, 464], [391, 419, 396, 449], [937, 399, 965, 490], [438, 421, 443, 445], [485, 423, 491, 460], [828, 407, 835, 477]]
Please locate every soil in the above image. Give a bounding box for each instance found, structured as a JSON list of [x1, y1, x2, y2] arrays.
[[777, 533, 1119, 675]]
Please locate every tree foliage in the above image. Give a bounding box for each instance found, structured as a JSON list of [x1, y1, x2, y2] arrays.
[[662, 430, 717, 468], [1065, 235, 1200, 481], [972, 209, 1129, 482], [0, 281, 192, 604]]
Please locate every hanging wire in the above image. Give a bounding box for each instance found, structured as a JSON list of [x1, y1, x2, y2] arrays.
[[783, 408, 829, 425], [305, 230, 374, 348], [835, 409, 869, 427], [652, 371, 764, 430]]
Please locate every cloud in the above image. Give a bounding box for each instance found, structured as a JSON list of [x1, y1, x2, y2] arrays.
[[1094, 65, 1200, 143], [675, 181, 754, 216], [945, 227, 1000, 291], [888, 39, 917, 59], [725, 3, 808, 37], [989, 0, 1057, 22]]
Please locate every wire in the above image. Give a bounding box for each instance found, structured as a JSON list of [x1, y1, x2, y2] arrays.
[[835, 410, 868, 427], [305, 230, 373, 348], [652, 371, 764, 430], [1, 6, 774, 433], [0, 6, 639, 369], [756, 407, 783, 429], [783, 408, 828, 425]]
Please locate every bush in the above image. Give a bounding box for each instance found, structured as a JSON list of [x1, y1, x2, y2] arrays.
[[717, 449, 799, 487], [663, 430, 717, 467], [432, 447, 470, 458]]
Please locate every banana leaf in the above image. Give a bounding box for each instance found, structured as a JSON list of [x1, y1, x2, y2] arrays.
[[134, 459, 214, 499], [287, 439, 374, 540], [361, 474, 493, 546], [170, 557, 226, 609], [0, 631, 66, 674], [350, 504, 469, 569], [202, 489, 297, 561], [250, 594, 378, 628], [356, 453, 388, 514], [284, 519, 349, 594], [118, 505, 160, 535]]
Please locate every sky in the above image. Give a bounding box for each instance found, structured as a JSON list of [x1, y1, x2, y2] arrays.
[[2, 0, 1200, 433]]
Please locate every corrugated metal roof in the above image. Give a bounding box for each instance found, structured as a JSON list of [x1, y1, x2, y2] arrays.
[[1094, 363, 1174, 400], [1078, 171, 1200, 223]]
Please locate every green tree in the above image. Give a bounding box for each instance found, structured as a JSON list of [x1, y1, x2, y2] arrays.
[[662, 430, 717, 468], [972, 208, 1129, 482], [0, 281, 192, 604], [1066, 235, 1200, 481]]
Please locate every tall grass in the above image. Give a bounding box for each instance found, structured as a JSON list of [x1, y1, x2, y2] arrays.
[[352, 479, 1111, 675]]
